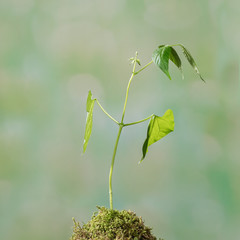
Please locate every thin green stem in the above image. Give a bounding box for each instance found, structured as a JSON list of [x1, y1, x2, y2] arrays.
[[108, 52, 153, 209], [109, 52, 138, 210], [109, 125, 123, 210], [95, 99, 119, 125], [134, 60, 153, 75], [121, 56, 138, 123], [123, 114, 154, 127]]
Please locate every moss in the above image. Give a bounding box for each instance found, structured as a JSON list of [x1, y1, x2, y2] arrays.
[[71, 206, 162, 240]]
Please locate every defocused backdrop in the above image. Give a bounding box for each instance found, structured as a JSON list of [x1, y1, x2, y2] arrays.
[[0, 0, 239, 240]]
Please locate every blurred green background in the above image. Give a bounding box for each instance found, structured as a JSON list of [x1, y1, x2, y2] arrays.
[[0, 0, 239, 239]]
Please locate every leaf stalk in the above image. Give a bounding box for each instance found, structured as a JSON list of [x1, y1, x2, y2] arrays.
[[134, 60, 153, 75], [123, 114, 154, 127], [95, 99, 119, 124]]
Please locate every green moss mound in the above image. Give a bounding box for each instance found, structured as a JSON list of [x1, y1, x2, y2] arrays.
[[71, 206, 161, 240]]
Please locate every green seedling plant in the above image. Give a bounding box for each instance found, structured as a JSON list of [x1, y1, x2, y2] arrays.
[[83, 44, 204, 210]]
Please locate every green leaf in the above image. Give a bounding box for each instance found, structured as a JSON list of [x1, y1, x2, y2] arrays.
[[178, 44, 205, 82], [169, 47, 181, 69], [83, 90, 95, 153], [169, 47, 184, 79], [141, 109, 174, 162], [152, 45, 172, 80]]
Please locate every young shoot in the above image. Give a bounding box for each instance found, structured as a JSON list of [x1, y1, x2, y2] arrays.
[[83, 44, 204, 210]]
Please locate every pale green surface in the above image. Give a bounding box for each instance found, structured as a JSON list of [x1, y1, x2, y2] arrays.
[[142, 109, 174, 161], [83, 91, 94, 153], [0, 1, 240, 240]]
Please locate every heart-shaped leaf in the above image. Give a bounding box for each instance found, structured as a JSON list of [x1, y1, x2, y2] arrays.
[[141, 109, 174, 162], [152, 45, 172, 80], [83, 90, 95, 153], [178, 44, 205, 82]]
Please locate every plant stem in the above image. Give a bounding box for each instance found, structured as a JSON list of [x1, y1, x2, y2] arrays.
[[108, 53, 153, 209], [121, 58, 138, 123], [134, 60, 153, 75], [95, 99, 119, 125], [123, 114, 154, 127], [109, 52, 138, 210], [109, 124, 123, 210]]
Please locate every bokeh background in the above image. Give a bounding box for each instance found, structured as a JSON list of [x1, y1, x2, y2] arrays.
[[0, 0, 239, 239]]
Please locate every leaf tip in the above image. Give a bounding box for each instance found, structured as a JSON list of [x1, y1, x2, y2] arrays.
[[200, 75, 206, 83], [83, 141, 87, 153]]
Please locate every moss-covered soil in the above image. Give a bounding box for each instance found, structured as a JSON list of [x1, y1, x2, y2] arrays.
[[71, 206, 162, 240]]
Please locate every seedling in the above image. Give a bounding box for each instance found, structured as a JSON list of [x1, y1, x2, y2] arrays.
[[83, 44, 204, 210]]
